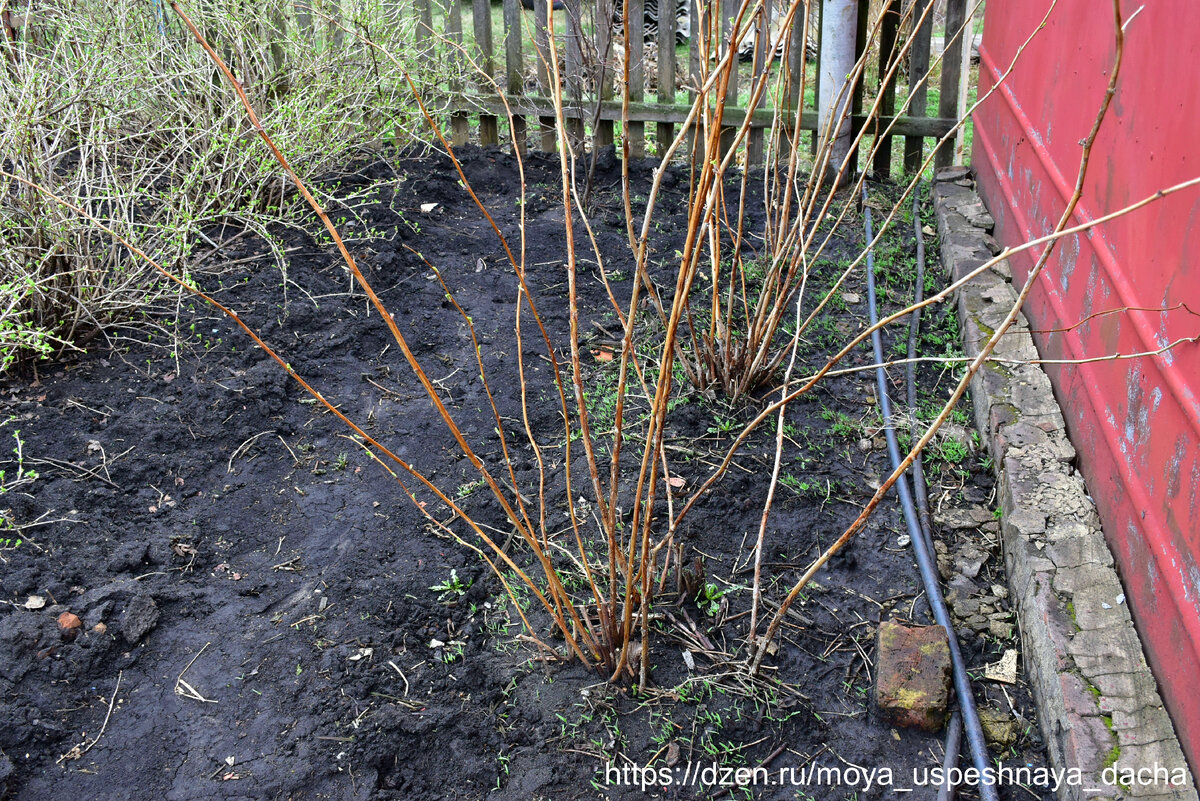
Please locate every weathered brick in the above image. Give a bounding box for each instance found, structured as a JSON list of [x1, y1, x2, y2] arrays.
[[874, 620, 951, 732]]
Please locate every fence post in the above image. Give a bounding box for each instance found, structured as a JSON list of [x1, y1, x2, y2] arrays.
[[687, 0, 702, 157], [952, 0, 975, 164], [817, 0, 856, 182], [595, 0, 616, 148], [627, 0, 646, 157], [326, 0, 345, 49], [414, 0, 433, 45], [447, 0, 471, 146], [718, 0, 739, 156], [808, 0, 822, 157], [903, 0, 931, 173], [934, 0, 966, 169], [295, 1, 313, 40], [656, 0, 677, 154], [871, 0, 899, 178], [746, 0, 771, 167], [503, 0, 527, 152], [563, 0, 586, 145], [849, 0, 867, 173], [473, 0, 500, 145], [534, 0, 556, 151]]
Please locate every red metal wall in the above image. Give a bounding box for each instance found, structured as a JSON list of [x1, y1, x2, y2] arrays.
[[972, 0, 1200, 766]]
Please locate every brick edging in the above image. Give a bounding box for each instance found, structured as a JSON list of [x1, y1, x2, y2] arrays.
[[932, 167, 1196, 801]]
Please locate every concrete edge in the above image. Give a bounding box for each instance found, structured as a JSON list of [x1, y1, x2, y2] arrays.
[[932, 167, 1196, 801]]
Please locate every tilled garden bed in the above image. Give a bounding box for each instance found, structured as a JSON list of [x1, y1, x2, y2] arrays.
[[1, 148, 1053, 800]]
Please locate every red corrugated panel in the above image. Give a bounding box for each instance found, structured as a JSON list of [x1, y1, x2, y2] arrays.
[[972, 0, 1200, 766]]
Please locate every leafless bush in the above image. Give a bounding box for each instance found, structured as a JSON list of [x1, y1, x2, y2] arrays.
[[0, 0, 440, 373]]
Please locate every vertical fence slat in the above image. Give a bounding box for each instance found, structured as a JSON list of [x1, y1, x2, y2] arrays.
[[871, 0, 898, 177], [295, 1, 313, 40], [656, 0, 677, 153], [415, 0, 433, 44], [849, 0, 868, 173], [564, 0, 586, 144], [596, 0, 616, 148], [473, 0, 499, 144], [628, 0, 646, 157], [746, 0, 769, 167], [687, 0, 702, 156], [719, 0, 738, 155], [503, 0, 527, 152], [935, 0, 966, 168], [953, 0, 975, 164], [534, 0, 556, 151], [327, 0, 345, 48], [903, 0, 931, 173], [808, 0, 821, 157], [447, 0, 471, 146]]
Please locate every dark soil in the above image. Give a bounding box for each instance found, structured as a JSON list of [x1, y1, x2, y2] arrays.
[[1, 148, 1053, 800]]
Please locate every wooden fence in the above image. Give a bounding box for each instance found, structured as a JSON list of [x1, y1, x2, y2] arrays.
[[0, 0, 973, 173], [416, 0, 974, 174]]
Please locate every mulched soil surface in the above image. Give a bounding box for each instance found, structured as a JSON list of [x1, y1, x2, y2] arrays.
[[0, 147, 1053, 800]]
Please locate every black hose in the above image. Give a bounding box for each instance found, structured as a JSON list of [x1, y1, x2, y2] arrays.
[[937, 711, 964, 801], [910, 182, 964, 798], [863, 186, 997, 801]]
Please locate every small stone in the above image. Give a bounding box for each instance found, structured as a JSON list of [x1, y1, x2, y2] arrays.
[[991, 584, 1009, 600], [953, 545, 989, 578], [936, 166, 971, 182], [875, 620, 951, 732], [842, 292, 861, 304], [988, 619, 1014, 640], [978, 706, 1019, 747], [967, 211, 996, 230], [120, 595, 160, 644], [934, 508, 979, 530], [24, 595, 46, 611], [953, 597, 982, 618], [57, 612, 82, 642], [92, 622, 108, 635]]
